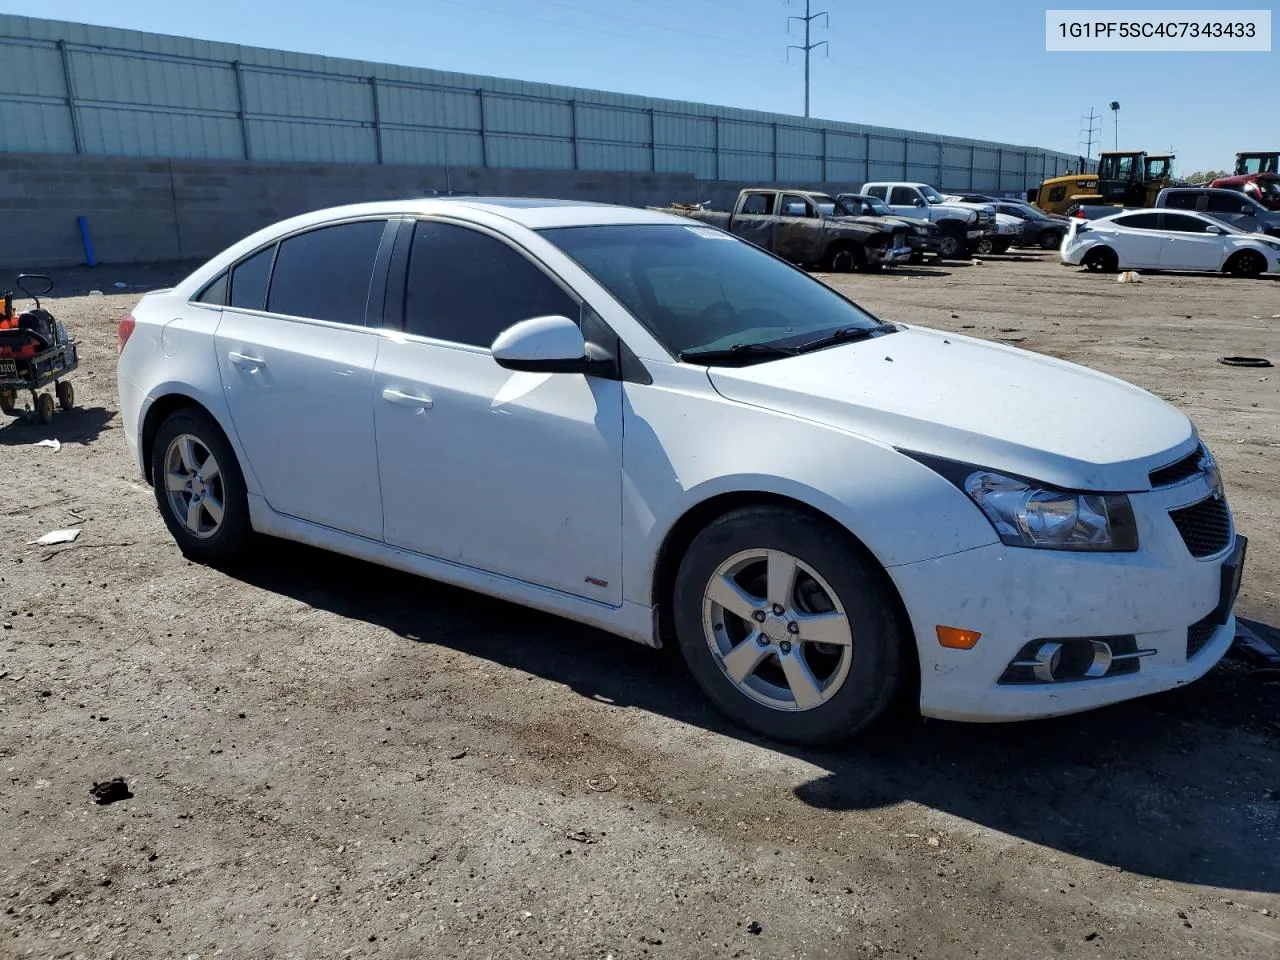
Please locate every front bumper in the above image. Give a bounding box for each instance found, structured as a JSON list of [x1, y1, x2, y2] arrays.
[[887, 478, 1240, 722], [909, 234, 943, 254], [967, 222, 998, 240], [868, 242, 914, 265]]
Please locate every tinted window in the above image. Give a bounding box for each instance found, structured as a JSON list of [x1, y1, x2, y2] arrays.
[[195, 272, 227, 306], [1206, 193, 1251, 213], [1113, 213, 1161, 230], [229, 246, 275, 311], [890, 187, 919, 205], [1162, 213, 1214, 233], [266, 220, 385, 324], [404, 222, 578, 347], [1163, 192, 1199, 210], [741, 193, 774, 215], [542, 224, 881, 358], [865, 186, 887, 200], [1048, 186, 1067, 202]]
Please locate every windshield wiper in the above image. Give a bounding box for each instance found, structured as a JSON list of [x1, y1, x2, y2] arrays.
[[793, 325, 894, 354], [679, 342, 801, 365]]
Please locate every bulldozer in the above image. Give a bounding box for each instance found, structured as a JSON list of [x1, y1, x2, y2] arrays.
[[1028, 151, 1181, 215]]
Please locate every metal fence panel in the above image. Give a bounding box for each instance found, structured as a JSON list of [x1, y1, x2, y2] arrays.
[[0, 14, 1080, 189]]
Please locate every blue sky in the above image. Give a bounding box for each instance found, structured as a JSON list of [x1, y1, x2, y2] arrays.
[[2, 0, 1274, 173]]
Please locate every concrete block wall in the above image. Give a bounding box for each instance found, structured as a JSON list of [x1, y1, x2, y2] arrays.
[[0, 152, 701, 268]]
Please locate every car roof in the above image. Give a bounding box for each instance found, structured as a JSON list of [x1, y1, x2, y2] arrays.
[[1099, 208, 1243, 231]]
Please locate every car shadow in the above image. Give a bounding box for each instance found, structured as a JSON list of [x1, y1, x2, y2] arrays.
[[0, 405, 115, 445], [226, 538, 1280, 895]]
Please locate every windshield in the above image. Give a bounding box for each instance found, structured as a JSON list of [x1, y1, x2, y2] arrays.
[[539, 224, 883, 359], [843, 195, 892, 216], [919, 186, 947, 203]]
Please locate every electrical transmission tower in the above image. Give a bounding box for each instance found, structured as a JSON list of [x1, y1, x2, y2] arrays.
[[1078, 107, 1101, 162], [787, 0, 828, 118]]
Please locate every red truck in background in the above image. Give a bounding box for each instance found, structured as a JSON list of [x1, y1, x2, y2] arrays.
[[1210, 152, 1280, 211]]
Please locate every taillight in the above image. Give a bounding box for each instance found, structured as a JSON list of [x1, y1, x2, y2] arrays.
[[118, 313, 136, 356]]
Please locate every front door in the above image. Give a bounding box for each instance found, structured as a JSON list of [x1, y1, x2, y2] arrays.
[[1158, 213, 1226, 270], [373, 220, 624, 605], [214, 219, 389, 540], [775, 194, 822, 264]]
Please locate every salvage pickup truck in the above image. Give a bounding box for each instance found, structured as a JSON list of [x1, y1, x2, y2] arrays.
[[655, 189, 913, 272]]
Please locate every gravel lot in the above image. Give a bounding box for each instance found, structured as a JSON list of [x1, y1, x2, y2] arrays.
[[2, 253, 1278, 960]]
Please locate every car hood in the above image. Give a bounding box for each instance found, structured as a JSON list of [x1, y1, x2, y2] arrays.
[[829, 215, 900, 234], [706, 325, 1194, 491]]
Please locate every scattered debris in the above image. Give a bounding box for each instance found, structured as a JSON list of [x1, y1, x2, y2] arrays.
[[1218, 356, 1272, 368], [1232, 619, 1280, 668], [586, 774, 617, 793], [88, 290, 103, 296], [1084, 932, 1099, 942], [1117, 271, 1143, 283], [639, 934, 663, 945], [448, 748, 467, 760], [746, 920, 763, 935], [927, 836, 940, 847], [32, 439, 61, 452], [29, 528, 80, 546], [566, 830, 597, 844], [89, 778, 133, 805]]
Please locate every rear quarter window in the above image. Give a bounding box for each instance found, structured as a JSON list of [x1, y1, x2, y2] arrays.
[[229, 245, 275, 311]]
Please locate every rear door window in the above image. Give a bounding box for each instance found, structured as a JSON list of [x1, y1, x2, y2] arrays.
[[1163, 192, 1199, 210], [1162, 213, 1215, 233], [1113, 212, 1162, 230], [229, 246, 275, 311], [865, 186, 887, 200], [403, 221, 578, 348], [266, 220, 386, 325]]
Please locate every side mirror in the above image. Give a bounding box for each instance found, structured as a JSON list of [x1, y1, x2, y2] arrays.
[[491, 315, 589, 373], [1204, 225, 1224, 234], [912, 198, 926, 207], [1241, 205, 1253, 214]]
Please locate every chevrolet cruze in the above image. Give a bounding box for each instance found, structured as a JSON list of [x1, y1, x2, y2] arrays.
[[116, 198, 1246, 744]]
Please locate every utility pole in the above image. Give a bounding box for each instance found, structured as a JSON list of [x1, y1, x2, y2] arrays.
[[1078, 106, 1100, 163], [787, 0, 828, 118], [1109, 100, 1120, 150]]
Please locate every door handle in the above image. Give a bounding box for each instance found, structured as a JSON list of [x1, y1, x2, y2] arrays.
[[228, 351, 265, 372], [382, 387, 433, 412]]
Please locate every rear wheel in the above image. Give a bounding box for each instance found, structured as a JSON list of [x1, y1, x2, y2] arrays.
[[35, 393, 54, 425], [56, 380, 75, 411], [1082, 246, 1118, 273], [1225, 249, 1267, 278], [1039, 229, 1062, 250], [0, 389, 16, 416], [672, 506, 903, 745], [151, 408, 252, 564], [974, 236, 994, 255]]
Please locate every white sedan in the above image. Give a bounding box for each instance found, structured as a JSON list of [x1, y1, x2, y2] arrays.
[[116, 199, 1245, 744], [1062, 207, 1280, 276]]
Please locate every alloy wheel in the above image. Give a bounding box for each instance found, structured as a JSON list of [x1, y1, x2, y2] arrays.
[[701, 549, 853, 712], [163, 434, 225, 539]]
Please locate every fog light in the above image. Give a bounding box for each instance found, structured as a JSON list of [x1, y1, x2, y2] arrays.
[[999, 635, 1150, 684], [1029, 641, 1062, 682]]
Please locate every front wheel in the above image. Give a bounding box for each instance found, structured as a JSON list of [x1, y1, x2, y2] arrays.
[[1225, 249, 1267, 278], [1039, 229, 1062, 250], [826, 245, 859, 273], [150, 407, 252, 564], [0, 389, 16, 416], [672, 507, 904, 745], [937, 228, 965, 260], [974, 236, 994, 255], [991, 239, 1012, 255]]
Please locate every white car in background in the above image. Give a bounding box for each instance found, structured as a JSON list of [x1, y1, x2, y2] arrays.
[[1063, 208, 1280, 277], [117, 198, 1245, 745]]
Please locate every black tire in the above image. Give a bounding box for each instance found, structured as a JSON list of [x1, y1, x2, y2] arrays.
[[1039, 229, 1062, 250], [56, 380, 75, 411], [937, 225, 965, 260], [1225, 249, 1266, 278], [0, 389, 16, 416], [35, 393, 54, 425], [672, 506, 904, 745], [1082, 246, 1118, 273], [991, 239, 1012, 255], [825, 244, 859, 273], [907, 250, 924, 265], [974, 236, 994, 255], [150, 407, 252, 564]]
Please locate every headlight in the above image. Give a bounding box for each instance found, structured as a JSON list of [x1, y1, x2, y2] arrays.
[[902, 453, 1138, 551]]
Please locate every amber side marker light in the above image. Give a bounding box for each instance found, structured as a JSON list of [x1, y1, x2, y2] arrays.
[[936, 626, 981, 650]]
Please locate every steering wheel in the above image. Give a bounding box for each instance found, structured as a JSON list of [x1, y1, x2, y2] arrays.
[[697, 300, 738, 327]]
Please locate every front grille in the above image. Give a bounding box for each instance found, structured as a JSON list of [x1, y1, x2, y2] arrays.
[[1149, 447, 1203, 488], [1186, 616, 1217, 659], [1169, 496, 1231, 558]]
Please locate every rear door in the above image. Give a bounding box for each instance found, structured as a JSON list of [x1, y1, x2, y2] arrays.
[[730, 192, 778, 250], [1104, 212, 1163, 267], [214, 218, 393, 540], [1158, 213, 1228, 270], [775, 194, 822, 264]]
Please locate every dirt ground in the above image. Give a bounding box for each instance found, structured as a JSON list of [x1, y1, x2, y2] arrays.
[[1, 253, 1278, 960]]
